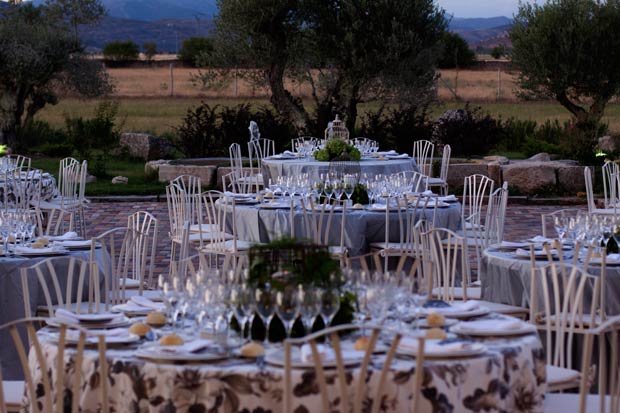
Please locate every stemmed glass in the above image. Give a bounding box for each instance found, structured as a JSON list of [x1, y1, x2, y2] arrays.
[[255, 287, 276, 344], [298, 286, 321, 335], [318, 288, 341, 329], [275, 286, 300, 339], [231, 285, 255, 341]]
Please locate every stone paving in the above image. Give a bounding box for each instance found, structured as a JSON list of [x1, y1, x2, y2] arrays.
[[84, 201, 588, 276]]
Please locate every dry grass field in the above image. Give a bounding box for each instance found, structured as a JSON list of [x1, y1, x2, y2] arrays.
[[33, 66, 620, 135], [106, 66, 521, 101]]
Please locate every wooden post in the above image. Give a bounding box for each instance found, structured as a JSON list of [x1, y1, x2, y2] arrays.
[[497, 68, 501, 100], [169, 63, 174, 97], [234, 68, 238, 98]]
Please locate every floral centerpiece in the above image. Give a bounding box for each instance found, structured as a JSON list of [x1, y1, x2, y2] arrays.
[[314, 139, 362, 162], [246, 238, 354, 341]]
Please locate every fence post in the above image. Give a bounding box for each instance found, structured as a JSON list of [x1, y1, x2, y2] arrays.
[[169, 63, 174, 97], [497, 68, 501, 100]]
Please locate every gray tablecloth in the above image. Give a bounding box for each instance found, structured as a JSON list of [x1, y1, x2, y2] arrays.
[[0, 250, 104, 379], [481, 247, 620, 314], [262, 157, 419, 184], [33, 313, 545, 412], [226, 201, 462, 256]]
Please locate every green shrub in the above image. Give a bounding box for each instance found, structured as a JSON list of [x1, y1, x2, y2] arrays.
[[432, 104, 502, 158], [15, 120, 67, 152], [103, 40, 140, 62], [359, 105, 433, 155], [497, 118, 537, 151], [178, 37, 214, 67], [31, 143, 73, 157], [522, 136, 561, 157]]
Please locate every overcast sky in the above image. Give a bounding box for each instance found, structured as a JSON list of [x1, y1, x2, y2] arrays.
[[436, 0, 540, 18]]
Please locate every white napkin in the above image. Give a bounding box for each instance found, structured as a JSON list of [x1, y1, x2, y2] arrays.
[[457, 318, 524, 333], [53, 240, 92, 248], [66, 328, 129, 340], [159, 339, 213, 354], [300, 343, 334, 363], [439, 195, 458, 202], [433, 300, 480, 313], [399, 337, 468, 355], [13, 246, 61, 255], [609, 254, 620, 261], [48, 232, 79, 241], [515, 248, 556, 257], [130, 296, 166, 311], [387, 153, 409, 159], [55, 309, 121, 324], [528, 235, 554, 243], [499, 241, 530, 249], [282, 150, 296, 157]]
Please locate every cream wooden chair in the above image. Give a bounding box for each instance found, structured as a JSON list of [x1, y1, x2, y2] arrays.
[[3, 165, 41, 214], [586, 166, 619, 216], [461, 174, 494, 233], [343, 251, 383, 273], [21, 256, 102, 317], [283, 324, 425, 413], [36, 159, 88, 237], [530, 263, 603, 393], [427, 144, 451, 195], [229, 143, 262, 193], [199, 190, 254, 273], [422, 227, 528, 317], [602, 161, 620, 209], [412, 139, 434, 177], [545, 315, 620, 413], [92, 211, 158, 306], [247, 137, 274, 184], [0, 317, 109, 413], [300, 196, 348, 265], [1, 154, 31, 171]]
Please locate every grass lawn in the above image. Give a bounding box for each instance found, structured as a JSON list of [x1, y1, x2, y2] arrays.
[[36, 97, 620, 136], [31, 157, 166, 196]]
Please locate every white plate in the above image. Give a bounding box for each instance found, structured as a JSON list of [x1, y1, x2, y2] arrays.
[[365, 204, 408, 212], [51, 332, 141, 346], [48, 316, 132, 329], [13, 247, 68, 256], [136, 348, 230, 362], [588, 256, 620, 266], [53, 240, 92, 250], [268, 154, 297, 160], [514, 248, 558, 259], [451, 322, 536, 337], [265, 348, 365, 369], [397, 340, 487, 359], [422, 306, 490, 319], [112, 303, 154, 315], [259, 202, 291, 209]]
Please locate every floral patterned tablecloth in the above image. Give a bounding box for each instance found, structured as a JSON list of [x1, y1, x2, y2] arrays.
[[0, 171, 56, 205], [30, 315, 546, 413]]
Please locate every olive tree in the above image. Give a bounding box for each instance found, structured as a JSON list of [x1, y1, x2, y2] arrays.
[[510, 0, 620, 129], [0, 0, 111, 146], [211, 0, 446, 133]]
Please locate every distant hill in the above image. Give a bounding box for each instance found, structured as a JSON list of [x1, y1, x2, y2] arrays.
[[448, 16, 512, 31], [79, 16, 213, 52]]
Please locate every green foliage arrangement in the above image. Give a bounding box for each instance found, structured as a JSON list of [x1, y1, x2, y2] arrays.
[[351, 184, 370, 205], [314, 139, 361, 162], [247, 238, 353, 341], [103, 40, 140, 62]]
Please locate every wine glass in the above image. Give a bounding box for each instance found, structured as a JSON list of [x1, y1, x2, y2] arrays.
[[231, 285, 255, 341], [275, 286, 300, 339], [255, 287, 276, 344], [318, 288, 340, 329], [298, 286, 321, 335]]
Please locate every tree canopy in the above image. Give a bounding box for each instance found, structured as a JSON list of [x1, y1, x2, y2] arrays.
[[103, 40, 140, 62], [0, 0, 111, 147], [212, 0, 447, 133], [510, 0, 620, 128], [437, 32, 476, 69]]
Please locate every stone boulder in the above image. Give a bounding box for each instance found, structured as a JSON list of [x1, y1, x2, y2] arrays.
[[483, 155, 509, 165], [502, 162, 556, 194], [526, 152, 551, 162], [145, 159, 170, 176], [111, 176, 128, 184], [446, 163, 490, 189], [119, 133, 174, 161], [85, 174, 97, 183], [598, 135, 620, 153]]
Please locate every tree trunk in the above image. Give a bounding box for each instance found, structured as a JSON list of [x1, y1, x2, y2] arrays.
[[557, 90, 608, 128], [267, 62, 310, 133]]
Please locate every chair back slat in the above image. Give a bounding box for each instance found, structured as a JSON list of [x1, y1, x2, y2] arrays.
[[412, 139, 434, 177]]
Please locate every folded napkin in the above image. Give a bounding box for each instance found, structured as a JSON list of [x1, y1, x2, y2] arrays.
[[159, 339, 214, 354], [66, 328, 129, 340], [528, 235, 554, 243], [499, 241, 530, 249], [300, 343, 334, 363], [54, 240, 92, 248], [130, 296, 166, 311], [55, 309, 121, 324], [434, 300, 480, 313], [13, 245, 63, 255], [515, 248, 556, 258], [439, 195, 458, 202], [456, 318, 524, 333], [399, 337, 469, 355], [48, 232, 79, 241], [282, 150, 296, 157], [387, 153, 409, 159]]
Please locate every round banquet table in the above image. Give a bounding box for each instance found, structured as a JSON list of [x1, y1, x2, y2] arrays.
[[0, 170, 56, 204], [223, 200, 461, 257], [0, 249, 106, 379], [262, 156, 419, 185], [32, 313, 545, 412], [480, 246, 620, 314]]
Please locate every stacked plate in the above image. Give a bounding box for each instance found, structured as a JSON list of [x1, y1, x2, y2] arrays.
[[451, 318, 536, 337], [136, 339, 230, 362], [397, 337, 487, 358], [51, 309, 131, 329], [422, 300, 489, 319]]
